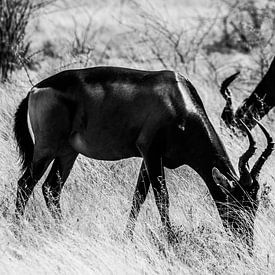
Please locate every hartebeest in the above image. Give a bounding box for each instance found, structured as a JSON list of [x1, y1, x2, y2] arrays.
[[220, 57, 275, 130], [14, 67, 273, 247]]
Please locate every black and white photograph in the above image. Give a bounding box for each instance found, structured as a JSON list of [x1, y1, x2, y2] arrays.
[[0, 0, 275, 273]]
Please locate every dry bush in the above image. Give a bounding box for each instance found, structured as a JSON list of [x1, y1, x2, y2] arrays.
[[225, 0, 275, 79], [119, 1, 218, 74], [69, 16, 96, 67], [201, 1, 275, 96], [71, 17, 94, 57], [207, 0, 275, 55], [0, 0, 53, 82]]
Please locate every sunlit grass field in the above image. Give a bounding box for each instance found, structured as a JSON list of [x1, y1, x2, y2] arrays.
[[1, 0, 275, 274]]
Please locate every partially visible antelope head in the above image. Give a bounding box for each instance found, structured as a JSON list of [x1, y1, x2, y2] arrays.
[[212, 120, 274, 247], [220, 69, 273, 130]]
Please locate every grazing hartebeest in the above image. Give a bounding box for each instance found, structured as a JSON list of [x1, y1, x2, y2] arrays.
[[14, 67, 273, 247], [220, 57, 275, 130]]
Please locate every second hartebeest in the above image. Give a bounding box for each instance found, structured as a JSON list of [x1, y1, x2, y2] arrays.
[[14, 67, 273, 248], [220, 56, 275, 130]]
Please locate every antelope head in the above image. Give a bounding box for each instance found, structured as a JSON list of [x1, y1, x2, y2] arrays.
[[220, 71, 270, 130], [212, 120, 274, 246]]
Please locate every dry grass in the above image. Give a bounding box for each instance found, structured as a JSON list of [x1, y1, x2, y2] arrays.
[[0, 0, 275, 274]]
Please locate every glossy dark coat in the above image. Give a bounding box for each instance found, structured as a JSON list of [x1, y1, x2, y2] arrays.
[[14, 67, 267, 246]]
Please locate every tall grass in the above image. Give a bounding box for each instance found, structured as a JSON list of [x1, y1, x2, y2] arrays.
[[0, 0, 275, 274]]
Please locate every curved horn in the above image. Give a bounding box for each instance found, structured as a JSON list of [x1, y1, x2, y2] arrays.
[[220, 71, 240, 99], [238, 120, 256, 185], [220, 71, 240, 127], [251, 120, 274, 180]]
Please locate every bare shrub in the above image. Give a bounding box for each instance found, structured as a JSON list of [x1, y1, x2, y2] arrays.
[[42, 40, 58, 58], [68, 16, 96, 67], [120, 1, 218, 73], [71, 17, 95, 58], [0, 0, 53, 82], [207, 0, 275, 56]]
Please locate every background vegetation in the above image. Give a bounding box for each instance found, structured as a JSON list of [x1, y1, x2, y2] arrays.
[[0, 0, 275, 273]]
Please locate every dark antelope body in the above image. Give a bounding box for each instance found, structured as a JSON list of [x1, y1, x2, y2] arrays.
[[14, 67, 273, 246]]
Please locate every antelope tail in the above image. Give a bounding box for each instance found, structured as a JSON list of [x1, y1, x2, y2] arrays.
[[14, 93, 34, 172]]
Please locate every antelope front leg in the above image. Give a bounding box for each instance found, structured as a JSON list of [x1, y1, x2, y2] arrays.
[[134, 123, 173, 241], [148, 159, 172, 234], [125, 161, 150, 239], [141, 149, 172, 237]]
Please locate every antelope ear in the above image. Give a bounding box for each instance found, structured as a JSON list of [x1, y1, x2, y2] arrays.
[[212, 167, 234, 193]]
